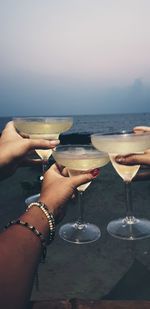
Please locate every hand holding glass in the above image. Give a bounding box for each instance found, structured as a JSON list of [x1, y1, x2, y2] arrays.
[[53, 145, 109, 244], [91, 131, 150, 240], [14, 117, 73, 203]]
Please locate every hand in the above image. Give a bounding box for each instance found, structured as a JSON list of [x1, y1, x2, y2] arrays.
[[39, 164, 99, 223], [115, 126, 150, 166], [115, 152, 150, 166], [133, 126, 150, 133], [0, 121, 59, 179]]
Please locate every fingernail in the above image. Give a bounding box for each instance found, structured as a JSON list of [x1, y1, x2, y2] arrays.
[[90, 168, 100, 177], [116, 157, 124, 163]]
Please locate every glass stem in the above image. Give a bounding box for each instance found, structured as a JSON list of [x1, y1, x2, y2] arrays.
[[42, 160, 48, 175], [124, 181, 134, 220], [77, 191, 85, 225]]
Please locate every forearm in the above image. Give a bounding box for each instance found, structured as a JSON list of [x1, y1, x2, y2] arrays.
[[0, 207, 49, 309]]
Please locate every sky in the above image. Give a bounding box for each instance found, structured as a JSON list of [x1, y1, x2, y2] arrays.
[[0, 0, 150, 116]]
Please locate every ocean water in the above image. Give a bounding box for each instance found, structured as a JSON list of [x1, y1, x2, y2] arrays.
[[70, 113, 150, 134], [0, 113, 150, 134]]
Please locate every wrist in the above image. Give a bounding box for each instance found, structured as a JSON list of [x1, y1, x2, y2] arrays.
[[38, 196, 55, 213], [26, 202, 55, 244], [20, 206, 49, 241]]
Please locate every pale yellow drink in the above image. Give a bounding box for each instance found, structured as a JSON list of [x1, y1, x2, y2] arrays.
[[91, 131, 150, 240], [91, 133, 150, 154], [14, 117, 73, 160], [53, 147, 109, 191], [109, 154, 140, 182], [91, 132, 150, 181], [29, 133, 59, 160], [14, 119, 73, 136], [53, 153, 109, 171]]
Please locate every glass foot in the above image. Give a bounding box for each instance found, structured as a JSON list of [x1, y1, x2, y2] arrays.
[[59, 222, 101, 244], [107, 216, 150, 240], [25, 193, 40, 206]]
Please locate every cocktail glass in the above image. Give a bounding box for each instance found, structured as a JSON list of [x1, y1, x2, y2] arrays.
[[13, 117, 73, 203], [91, 131, 150, 240], [52, 145, 109, 244]]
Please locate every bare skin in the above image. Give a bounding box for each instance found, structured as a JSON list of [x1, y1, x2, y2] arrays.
[[115, 126, 150, 181], [0, 121, 59, 179], [133, 126, 150, 133], [115, 152, 150, 166], [0, 164, 96, 309], [0, 122, 99, 309], [115, 126, 150, 166]]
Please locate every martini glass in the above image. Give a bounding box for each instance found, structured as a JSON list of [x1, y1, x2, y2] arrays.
[[13, 117, 73, 203], [52, 145, 109, 244], [91, 131, 150, 240]]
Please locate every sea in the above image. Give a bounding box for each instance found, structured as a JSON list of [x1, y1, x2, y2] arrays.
[[0, 113, 150, 135]]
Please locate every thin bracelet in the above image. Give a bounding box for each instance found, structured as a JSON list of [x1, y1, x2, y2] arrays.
[[26, 201, 55, 244], [4, 220, 47, 261]]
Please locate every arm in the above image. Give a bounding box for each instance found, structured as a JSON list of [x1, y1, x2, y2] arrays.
[[0, 164, 97, 309]]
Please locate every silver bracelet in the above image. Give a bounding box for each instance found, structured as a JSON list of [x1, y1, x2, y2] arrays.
[[26, 201, 55, 244]]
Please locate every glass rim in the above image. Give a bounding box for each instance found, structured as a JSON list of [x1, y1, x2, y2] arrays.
[[13, 116, 73, 122], [53, 144, 108, 157], [91, 130, 150, 139]]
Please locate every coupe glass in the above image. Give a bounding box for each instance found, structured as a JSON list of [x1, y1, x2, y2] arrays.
[[13, 117, 73, 203], [52, 145, 109, 244], [91, 131, 150, 240]]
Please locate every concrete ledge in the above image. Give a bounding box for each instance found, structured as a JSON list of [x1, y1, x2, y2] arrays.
[[29, 299, 71, 309], [72, 300, 150, 308], [29, 300, 150, 309]]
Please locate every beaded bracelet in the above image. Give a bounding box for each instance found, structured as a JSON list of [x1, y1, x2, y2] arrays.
[[26, 201, 55, 244], [4, 219, 47, 261]]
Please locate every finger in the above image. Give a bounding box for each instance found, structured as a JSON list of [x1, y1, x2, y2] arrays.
[[53, 163, 65, 174], [70, 170, 99, 189], [27, 139, 60, 150], [61, 167, 69, 177], [115, 153, 150, 165], [1, 121, 15, 134], [133, 126, 150, 133], [4, 121, 14, 129], [90, 168, 100, 177], [54, 164, 69, 177], [20, 132, 30, 138]]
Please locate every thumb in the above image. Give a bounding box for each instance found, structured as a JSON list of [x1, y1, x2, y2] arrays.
[[70, 169, 100, 188], [27, 139, 60, 150], [134, 126, 150, 133]]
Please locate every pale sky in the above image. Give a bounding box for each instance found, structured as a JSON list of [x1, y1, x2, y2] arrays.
[[0, 0, 150, 115]]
